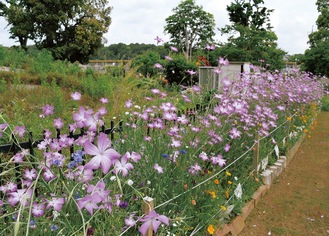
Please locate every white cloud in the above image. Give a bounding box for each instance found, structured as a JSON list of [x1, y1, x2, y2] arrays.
[[0, 0, 319, 54]]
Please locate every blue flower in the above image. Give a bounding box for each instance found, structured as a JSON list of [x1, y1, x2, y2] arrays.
[[180, 150, 187, 154], [68, 161, 76, 169], [72, 150, 84, 163], [50, 224, 59, 231], [162, 154, 168, 158]]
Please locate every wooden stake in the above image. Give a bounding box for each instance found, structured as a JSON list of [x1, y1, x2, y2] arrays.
[[253, 133, 260, 174], [142, 196, 154, 236]]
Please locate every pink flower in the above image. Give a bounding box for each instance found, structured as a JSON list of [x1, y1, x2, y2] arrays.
[[170, 46, 178, 52], [154, 36, 163, 44], [23, 168, 37, 180], [113, 154, 134, 177], [42, 104, 54, 116], [87, 181, 110, 201], [125, 99, 133, 108], [8, 189, 33, 207], [210, 154, 226, 167], [206, 44, 216, 51], [188, 163, 202, 175], [153, 163, 164, 174], [78, 193, 102, 215], [150, 88, 161, 94], [100, 97, 109, 104], [138, 210, 170, 236], [125, 216, 136, 227], [164, 55, 172, 61], [32, 202, 45, 217], [154, 63, 163, 69], [84, 133, 121, 174], [53, 118, 64, 129], [71, 91, 81, 100], [46, 195, 65, 212], [186, 70, 196, 75], [198, 152, 208, 161], [218, 57, 229, 66], [229, 127, 242, 139], [14, 125, 26, 138], [0, 123, 8, 138]]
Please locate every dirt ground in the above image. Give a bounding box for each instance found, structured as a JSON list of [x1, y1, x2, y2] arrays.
[[239, 112, 329, 236]]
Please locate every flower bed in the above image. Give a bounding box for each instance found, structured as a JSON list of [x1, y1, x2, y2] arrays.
[[0, 64, 326, 235]]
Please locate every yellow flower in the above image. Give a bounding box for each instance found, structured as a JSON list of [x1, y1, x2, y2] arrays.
[[225, 189, 229, 198], [209, 191, 216, 198], [228, 181, 232, 185], [214, 179, 220, 185], [221, 205, 227, 211], [207, 224, 215, 235], [225, 171, 231, 176], [287, 116, 292, 121]]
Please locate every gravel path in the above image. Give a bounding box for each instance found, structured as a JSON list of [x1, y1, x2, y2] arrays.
[[239, 112, 329, 236]]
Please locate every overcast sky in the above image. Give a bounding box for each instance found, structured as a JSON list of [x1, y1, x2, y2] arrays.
[[0, 0, 318, 55]]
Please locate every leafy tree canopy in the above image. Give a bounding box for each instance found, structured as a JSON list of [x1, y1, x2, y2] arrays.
[[0, 0, 112, 64], [303, 0, 329, 76], [220, 0, 286, 69], [164, 0, 215, 61]]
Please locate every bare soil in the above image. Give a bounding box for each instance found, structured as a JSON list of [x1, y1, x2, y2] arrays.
[[239, 112, 329, 236]]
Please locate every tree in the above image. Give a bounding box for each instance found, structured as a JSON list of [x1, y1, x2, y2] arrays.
[[303, 0, 329, 76], [0, 1, 34, 51], [220, 0, 286, 69], [164, 0, 215, 61], [0, 0, 112, 63]]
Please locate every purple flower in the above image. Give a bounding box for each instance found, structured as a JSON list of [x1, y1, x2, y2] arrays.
[[42, 104, 54, 116], [154, 63, 163, 69], [23, 168, 37, 180], [0, 123, 8, 138], [46, 195, 65, 211], [218, 57, 229, 66], [8, 189, 33, 207], [100, 97, 109, 104], [187, 70, 197, 75], [14, 125, 26, 138], [84, 133, 121, 174], [188, 163, 202, 175], [229, 127, 242, 139], [71, 91, 81, 100], [164, 55, 173, 61], [224, 144, 231, 152], [210, 154, 226, 167], [150, 88, 161, 94], [154, 36, 163, 44], [125, 99, 133, 108], [198, 151, 208, 161], [50, 224, 58, 231], [125, 216, 136, 227], [77, 193, 102, 215], [87, 181, 110, 201], [53, 118, 64, 129], [119, 201, 128, 209], [32, 202, 45, 217], [170, 46, 178, 52], [113, 154, 134, 177], [138, 210, 170, 236], [153, 163, 164, 174], [206, 44, 216, 51]]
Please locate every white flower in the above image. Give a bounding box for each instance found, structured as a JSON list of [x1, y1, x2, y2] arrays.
[[127, 179, 134, 186], [110, 176, 117, 181]]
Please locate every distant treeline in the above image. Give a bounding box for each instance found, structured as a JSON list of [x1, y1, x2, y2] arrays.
[[90, 43, 168, 61]]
